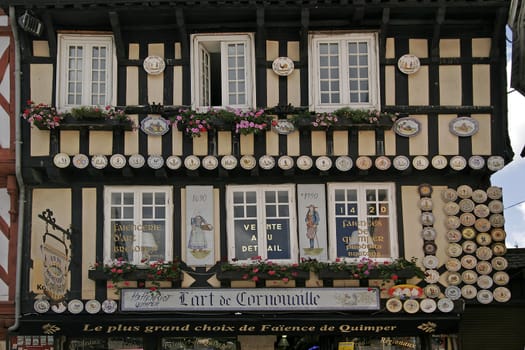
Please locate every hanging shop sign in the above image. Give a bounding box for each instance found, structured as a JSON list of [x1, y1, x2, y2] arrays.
[[120, 288, 380, 312]]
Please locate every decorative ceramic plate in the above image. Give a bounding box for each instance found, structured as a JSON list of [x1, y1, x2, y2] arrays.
[[487, 156, 505, 171], [259, 155, 276, 170], [355, 156, 372, 170], [147, 155, 164, 169], [374, 156, 391, 170], [446, 230, 462, 243], [493, 271, 510, 286], [492, 242, 507, 256], [419, 197, 433, 211], [166, 155, 182, 170], [488, 200, 504, 214], [468, 155, 485, 170], [272, 119, 295, 134], [489, 213, 505, 228], [493, 286, 511, 302], [490, 228, 506, 242], [449, 156, 467, 171], [421, 227, 437, 241], [474, 218, 491, 232], [446, 271, 462, 286], [297, 155, 314, 170], [315, 156, 332, 171], [491, 256, 508, 271], [447, 243, 463, 258], [460, 212, 476, 227], [393, 117, 421, 137], [398, 54, 421, 74], [72, 154, 90, 169], [442, 188, 458, 202], [386, 298, 403, 313], [475, 261, 493, 275], [220, 155, 238, 170], [420, 212, 435, 226], [476, 232, 492, 246], [420, 298, 437, 313], [184, 155, 201, 170], [140, 115, 170, 136], [423, 255, 439, 269], [412, 155, 429, 170], [477, 275, 493, 290], [445, 258, 461, 272], [403, 299, 420, 314], [444, 202, 460, 216], [462, 227, 476, 240], [202, 155, 219, 170], [474, 204, 490, 218], [110, 154, 127, 169], [102, 299, 118, 314], [393, 155, 411, 171], [423, 284, 440, 299], [476, 246, 493, 261], [425, 270, 440, 284], [272, 56, 294, 76], [449, 117, 479, 137], [278, 155, 294, 170], [486, 186, 502, 200], [53, 153, 71, 168], [51, 302, 67, 314], [472, 189, 488, 204], [335, 156, 353, 171], [459, 199, 475, 213], [461, 285, 478, 300], [85, 300, 101, 314], [437, 298, 454, 313], [461, 270, 478, 285], [68, 299, 84, 314], [445, 286, 461, 300], [456, 185, 473, 199], [239, 155, 256, 170], [423, 241, 437, 255], [431, 155, 448, 170], [143, 55, 166, 75], [34, 299, 50, 313], [91, 154, 108, 169], [461, 240, 477, 255], [476, 289, 494, 304], [128, 154, 145, 168], [460, 254, 477, 270], [418, 183, 433, 197], [445, 216, 461, 230]]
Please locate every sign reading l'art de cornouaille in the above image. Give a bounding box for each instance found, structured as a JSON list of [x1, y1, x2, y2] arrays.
[[120, 288, 380, 312]]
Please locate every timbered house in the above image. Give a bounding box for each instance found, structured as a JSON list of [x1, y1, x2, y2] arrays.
[[1, 1, 518, 349]]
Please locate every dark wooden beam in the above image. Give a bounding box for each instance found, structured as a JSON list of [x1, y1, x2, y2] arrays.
[[352, 0, 365, 23], [300, 8, 309, 107], [490, 7, 506, 60], [176, 8, 190, 105], [256, 7, 266, 108], [109, 11, 126, 61], [431, 7, 446, 60], [379, 7, 390, 56], [42, 12, 57, 58]]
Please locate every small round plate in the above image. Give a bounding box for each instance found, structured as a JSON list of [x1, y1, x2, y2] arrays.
[[91, 154, 108, 169], [421, 227, 437, 240], [297, 155, 313, 170], [462, 240, 477, 254], [493, 271, 509, 286], [419, 197, 433, 211], [386, 298, 403, 313], [374, 156, 391, 170], [447, 243, 463, 258], [398, 54, 421, 74], [102, 299, 118, 314], [51, 302, 67, 314], [315, 156, 332, 171], [445, 216, 461, 229], [420, 298, 437, 313], [129, 154, 145, 168], [442, 188, 458, 202], [468, 155, 485, 170], [444, 202, 460, 216], [474, 204, 490, 218], [488, 200, 504, 214], [476, 232, 492, 246], [110, 154, 127, 169], [423, 255, 439, 269], [449, 117, 479, 137], [355, 156, 372, 170], [462, 227, 476, 240], [432, 155, 448, 170], [184, 155, 200, 170], [460, 254, 477, 269], [459, 199, 475, 213], [53, 153, 71, 168], [335, 156, 353, 171], [166, 155, 182, 170], [68, 299, 84, 314], [34, 299, 50, 313], [85, 300, 101, 314], [461, 285, 478, 299], [476, 260, 493, 275], [272, 56, 294, 76], [445, 286, 461, 300], [460, 212, 476, 227], [450, 155, 467, 171], [437, 298, 454, 313], [493, 286, 511, 303], [447, 272, 462, 286], [403, 299, 420, 314], [412, 155, 429, 170], [393, 155, 410, 171], [491, 256, 508, 271], [474, 218, 491, 233], [476, 246, 493, 261], [489, 213, 505, 228], [220, 155, 237, 170], [477, 275, 493, 290], [147, 155, 164, 169], [477, 289, 494, 304], [486, 186, 502, 200], [446, 230, 462, 243], [260, 155, 276, 170], [278, 155, 294, 170], [472, 189, 488, 203], [240, 155, 256, 170], [418, 184, 433, 197], [425, 270, 440, 284], [457, 185, 473, 198], [143, 55, 166, 75], [423, 241, 437, 255], [393, 117, 421, 137], [461, 270, 478, 285], [72, 154, 90, 169], [445, 258, 461, 272], [202, 155, 219, 170], [487, 155, 505, 171]]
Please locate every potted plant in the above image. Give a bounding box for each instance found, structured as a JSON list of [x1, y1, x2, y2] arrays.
[[22, 101, 63, 130], [291, 108, 398, 131], [61, 105, 135, 130]]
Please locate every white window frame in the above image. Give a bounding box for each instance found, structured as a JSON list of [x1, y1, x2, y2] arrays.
[[309, 32, 380, 112], [190, 33, 256, 111], [104, 186, 173, 265], [56, 33, 117, 111], [327, 183, 398, 263], [226, 184, 298, 264]]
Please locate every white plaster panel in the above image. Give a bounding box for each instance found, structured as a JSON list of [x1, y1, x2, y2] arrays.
[[0, 231, 8, 274], [0, 188, 10, 225], [0, 279, 8, 301], [0, 108, 9, 148]]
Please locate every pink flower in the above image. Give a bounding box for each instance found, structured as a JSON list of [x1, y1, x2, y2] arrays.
[[282, 277, 289, 283], [268, 270, 276, 276]]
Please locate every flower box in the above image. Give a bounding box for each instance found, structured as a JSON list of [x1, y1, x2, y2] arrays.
[[59, 116, 134, 131], [88, 269, 180, 281], [216, 268, 310, 282], [317, 267, 419, 280]]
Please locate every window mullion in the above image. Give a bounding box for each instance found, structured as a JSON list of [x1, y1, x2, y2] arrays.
[[340, 40, 349, 106], [82, 45, 92, 106], [257, 188, 268, 259], [133, 191, 142, 264]]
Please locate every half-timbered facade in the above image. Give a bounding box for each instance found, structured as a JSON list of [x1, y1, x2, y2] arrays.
[[1, 1, 517, 349]]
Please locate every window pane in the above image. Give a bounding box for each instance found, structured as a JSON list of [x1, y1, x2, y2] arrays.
[[123, 207, 134, 219], [320, 68, 329, 79], [111, 193, 121, 205], [378, 189, 388, 201], [246, 205, 257, 217], [347, 189, 357, 201], [266, 205, 276, 217], [123, 193, 134, 204], [335, 189, 345, 201], [278, 205, 289, 216], [233, 192, 243, 204], [155, 206, 165, 218], [265, 191, 276, 203], [143, 207, 153, 218], [246, 191, 256, 203]]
